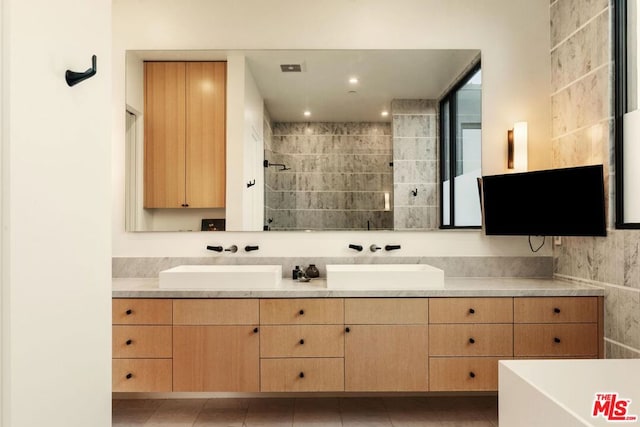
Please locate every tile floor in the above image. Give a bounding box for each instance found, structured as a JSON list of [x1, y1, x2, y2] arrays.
[[113, 396, 498, 426]]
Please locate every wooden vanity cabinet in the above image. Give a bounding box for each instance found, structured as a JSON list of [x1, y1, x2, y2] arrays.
[[259, 299, 345, 392], [344, 298, 429, 392], [428, 298, 513, 392], [514, 297, 600, 358], [144, 61, 226, 209], [172, 299, 260, 392], [112, 295, 603, 394], [112, 299, 173, 392]]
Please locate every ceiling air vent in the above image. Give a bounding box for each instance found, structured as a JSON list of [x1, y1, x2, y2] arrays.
[[280, 64, 302, 72]]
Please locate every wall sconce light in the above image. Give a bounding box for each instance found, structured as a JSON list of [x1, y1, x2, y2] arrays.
[[507, 121, 528, 171], [384, 192, 390, 211]]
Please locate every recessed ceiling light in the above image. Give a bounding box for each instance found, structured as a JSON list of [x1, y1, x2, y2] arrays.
[[304, 110, 311, 117], [349, 77, 359, 84], [381, 111, 389, 117]]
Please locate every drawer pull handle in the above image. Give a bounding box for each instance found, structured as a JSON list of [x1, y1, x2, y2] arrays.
[[469, 338, 475, 344], [299, 339, 305, 345], [126, 373, 133, 380], [553, 307, 561, 314], [125, 309, 132, 315], [299, 309, 304, 315], [469, 308, 475, 314], [253, 327, 259, 333], [554, 337, 561, 343], [125, 339, 132, 346], [299, 372, 305, 378], [469, 372, 476, 378], [345, 327, 350, 333]]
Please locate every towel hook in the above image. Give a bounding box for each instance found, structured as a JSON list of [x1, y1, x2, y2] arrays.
[[66, 55, 97, 87]]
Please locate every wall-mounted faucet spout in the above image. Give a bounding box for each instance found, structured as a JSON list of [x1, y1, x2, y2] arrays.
[[264, 160, 290, 171]]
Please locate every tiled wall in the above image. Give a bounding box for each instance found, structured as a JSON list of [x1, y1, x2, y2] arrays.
[[551, 0, 640, 358], [265, 122, 393, 230], [392, 100, 439, 230]]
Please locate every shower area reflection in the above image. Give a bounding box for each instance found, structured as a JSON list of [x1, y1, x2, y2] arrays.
[[264, 121, 394, 231]]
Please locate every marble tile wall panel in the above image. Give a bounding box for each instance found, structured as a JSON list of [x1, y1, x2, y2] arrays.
[[550, 0, 640, 357], [390, 99, 437, 115], [551, 65, 611, 137], [551, 10, 610, 92], [270, 210, 392, 231], [113, 256, 554, 279], [266, 122, 393, 230], [393, 206, 438, 230], [393, 137, 438, 161], [392, 115, 437, 138], [273, 122, 391, 136], [393, 160, 438, 184], [393, 183, 438, 207], [550, 0, 609, 48], [606, 340, 640, 358]]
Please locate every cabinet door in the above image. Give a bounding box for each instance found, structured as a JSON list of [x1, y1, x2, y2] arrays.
[[345, 325, 428, 391], [185, 62, 226, 208], [144, 61, 186, 208], [173, 325, 259, 392]]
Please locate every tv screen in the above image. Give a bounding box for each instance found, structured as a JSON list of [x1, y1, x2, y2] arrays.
[[481, 165, 606, 236]]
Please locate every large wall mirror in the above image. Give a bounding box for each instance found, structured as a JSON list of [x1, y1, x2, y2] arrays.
[[124, 49, 481, 232]]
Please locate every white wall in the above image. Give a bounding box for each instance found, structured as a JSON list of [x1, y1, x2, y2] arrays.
[[243, 60, 265, 231], [2, 0, 111, 426], [112, 0, 552, 258]]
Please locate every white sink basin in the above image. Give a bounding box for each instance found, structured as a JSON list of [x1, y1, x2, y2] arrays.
[[326, 264, 444, 290], [159, 265, 282, 289]]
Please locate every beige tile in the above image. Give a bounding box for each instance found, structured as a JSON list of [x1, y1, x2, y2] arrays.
[[112, 408, 155, 426], [144, 400, 203, 426], [244, 411, 294, 427], [247, 398, 295, 412], [203, 398, 250, 410], [293, 410, 342, 427], [193, 408, 246, 427], [114, 399, 165, 410]]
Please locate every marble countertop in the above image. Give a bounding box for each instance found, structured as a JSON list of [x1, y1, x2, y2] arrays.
[[112, 277, 604, 298]]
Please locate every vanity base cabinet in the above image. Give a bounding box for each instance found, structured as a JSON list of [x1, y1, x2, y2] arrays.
[[111, 295, 603, 394], [345, 324, 429, 391], [261, 358, 344, 392], [113, 359, 172, 392], [344, 299, 429, 392], [173, 326, 260, 392], [429, 357, 503, 391]]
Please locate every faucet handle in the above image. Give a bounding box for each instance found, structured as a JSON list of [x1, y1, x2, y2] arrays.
[[385, 244, 401, 251], [349, 244, 363, 252], [370, 244, 381, 252], [206, 245, 223, 252], [245, 245, 259, 252]]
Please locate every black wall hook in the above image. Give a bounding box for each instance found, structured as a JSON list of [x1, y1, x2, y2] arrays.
[[411, 188, 418, 197], [247, 179, 256, 188], [66, 55, 97, 87]]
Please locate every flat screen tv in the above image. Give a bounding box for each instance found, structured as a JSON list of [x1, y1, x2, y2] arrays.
[[481, 165, 606, 236]]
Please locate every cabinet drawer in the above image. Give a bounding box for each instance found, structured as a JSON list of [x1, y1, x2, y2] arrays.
[[260, 299, 344, 325], [514, 297, 598, 323], [112, 359, 172, 392], [429, 298, 513, 323], [112, 299, 172, 325], [429, 357, 504, 391], [173, 299, 259, 325], [514, 324, 598, 357], [112, 326, 172, 358], [345, 298, 428, 324], [429, 324, 513, 356], [260, 358, 344, 392], [260, 325, 344, 358]]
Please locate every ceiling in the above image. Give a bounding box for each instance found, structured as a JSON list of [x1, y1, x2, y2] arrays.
[[130, 49, 481, 122]]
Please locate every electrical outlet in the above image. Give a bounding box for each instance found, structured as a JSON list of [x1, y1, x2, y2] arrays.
[[553, 236, 562, 246]]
